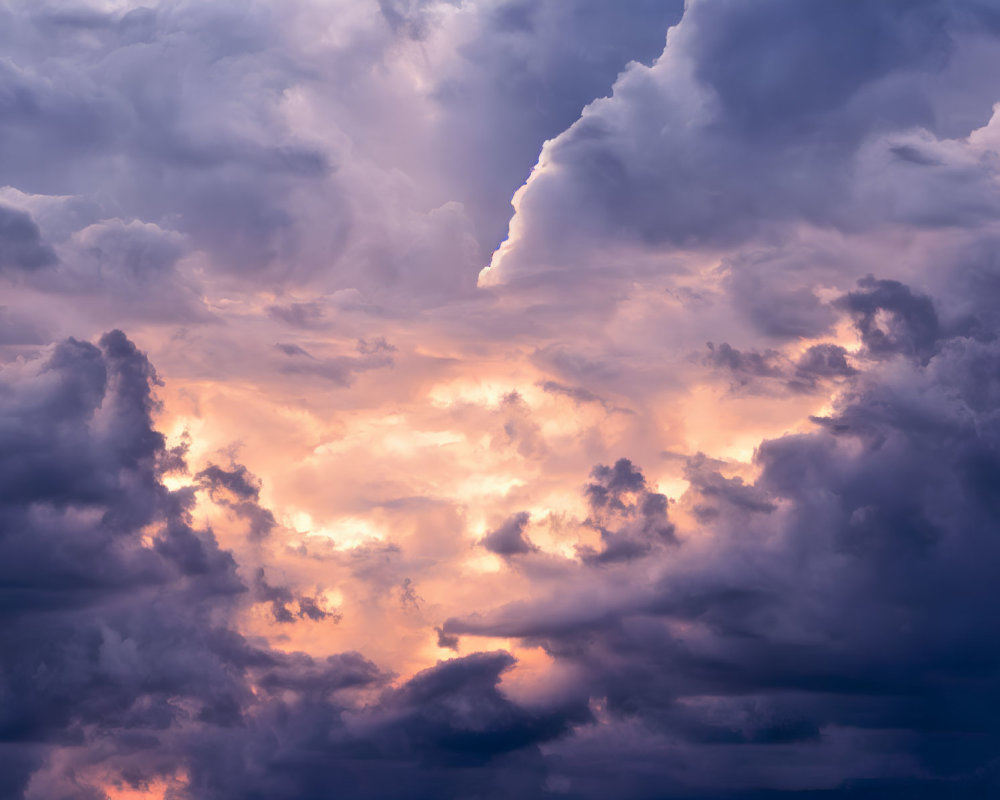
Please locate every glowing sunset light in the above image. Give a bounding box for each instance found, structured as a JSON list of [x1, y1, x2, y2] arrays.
[[5, 1, 1000, 797]]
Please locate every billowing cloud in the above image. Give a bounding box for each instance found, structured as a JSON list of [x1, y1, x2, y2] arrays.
[[482, 510, 537, 556], [445, 280, 1000, 795], [481, 0, 1000, 293], [5, 0, 1000, 797], [0, 331, 597, 798]]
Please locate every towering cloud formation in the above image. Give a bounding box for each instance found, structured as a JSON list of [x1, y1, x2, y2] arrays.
[[0, 332, 247, 795]]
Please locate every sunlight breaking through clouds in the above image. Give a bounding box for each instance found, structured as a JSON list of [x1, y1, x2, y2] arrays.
[[4, 1, 1000, 797]]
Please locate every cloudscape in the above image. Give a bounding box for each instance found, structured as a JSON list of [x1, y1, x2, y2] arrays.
[[4, 1, 1000, 797]]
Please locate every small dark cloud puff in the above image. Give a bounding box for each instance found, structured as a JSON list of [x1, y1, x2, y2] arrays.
[[708, 276, 944, 395], [705, 275, 923, 396], [436, 626, 460, 651], [0, 203, 58, 272], [705, 341, 785, 380], [705, 340, 857, 395], [481, 511, 537, 556], [837, 275, 941, 363], [537, 379, 603, 406], [274, 340, 396, 386], [684, 453, 776, 523], [267, 301, 327, 328], [253, 567, 339, 625]]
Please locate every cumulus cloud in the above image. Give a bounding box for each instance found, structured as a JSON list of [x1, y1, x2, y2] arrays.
[[252, 566, 339, 624], [481, 0, 1000, 289], [0, 0, 694, 329], [0, 330, 601, 799], [445, 277, 1000, 796], [0, 331, 247, 793], [837, 276, 941, 363], [705, 340, 858, 395]]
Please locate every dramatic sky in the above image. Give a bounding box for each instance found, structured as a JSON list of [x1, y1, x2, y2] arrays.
[[4, 1, 1000, 797]]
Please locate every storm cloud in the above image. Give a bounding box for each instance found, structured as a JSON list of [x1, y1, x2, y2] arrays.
[[5, 0, 1000, 797], [446, 279, 1000, 797]]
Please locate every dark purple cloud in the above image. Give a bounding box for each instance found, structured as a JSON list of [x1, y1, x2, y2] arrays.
[[482, 0, 1000, 290], [197, 463, 278, 540], [578, 458, 676, 565], [4, 1, 1000, 797], [273, 339, 396, 386], [0, 331, 594, 798], [445, 278, 1000, 797], [837, 276, 941, 363], [0, 332, 248, 792], [705, 340, 858, 395]]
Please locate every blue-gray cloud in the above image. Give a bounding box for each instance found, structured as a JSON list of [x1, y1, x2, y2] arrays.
[[445, 276, 1000, 797], [0, 204, 57, 273], [0, 331, 591, 798], [483, 0, 1000, 290]]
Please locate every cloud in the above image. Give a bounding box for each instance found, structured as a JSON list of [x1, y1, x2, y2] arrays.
[[481, 511, 537, 556], [0, 331, 251, 793], [5, 2, 1000, 797], [444, 278, 1000, 795], [0, 329, 599, 799], [197, 462, 279, 540], [578, 458, 676, 564], [0, 204, 57, 272], [704, 340, 858, 395], [423, 0, 685, 254], [252, 567, 339, 624], [267, 300, 328, 328], [176, 650, 591, 800], [481, 0, 1000, 289], [837, 276, 941, 363], [0, 306, 47, 344], [273, 339, 396, 386], [0, 0, 693, 324]]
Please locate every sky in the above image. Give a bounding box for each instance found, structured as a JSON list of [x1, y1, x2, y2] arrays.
[[3, 0, 1000, 797]]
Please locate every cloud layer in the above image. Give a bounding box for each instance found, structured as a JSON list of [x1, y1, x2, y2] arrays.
[[4, 0, 1000, 797]]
